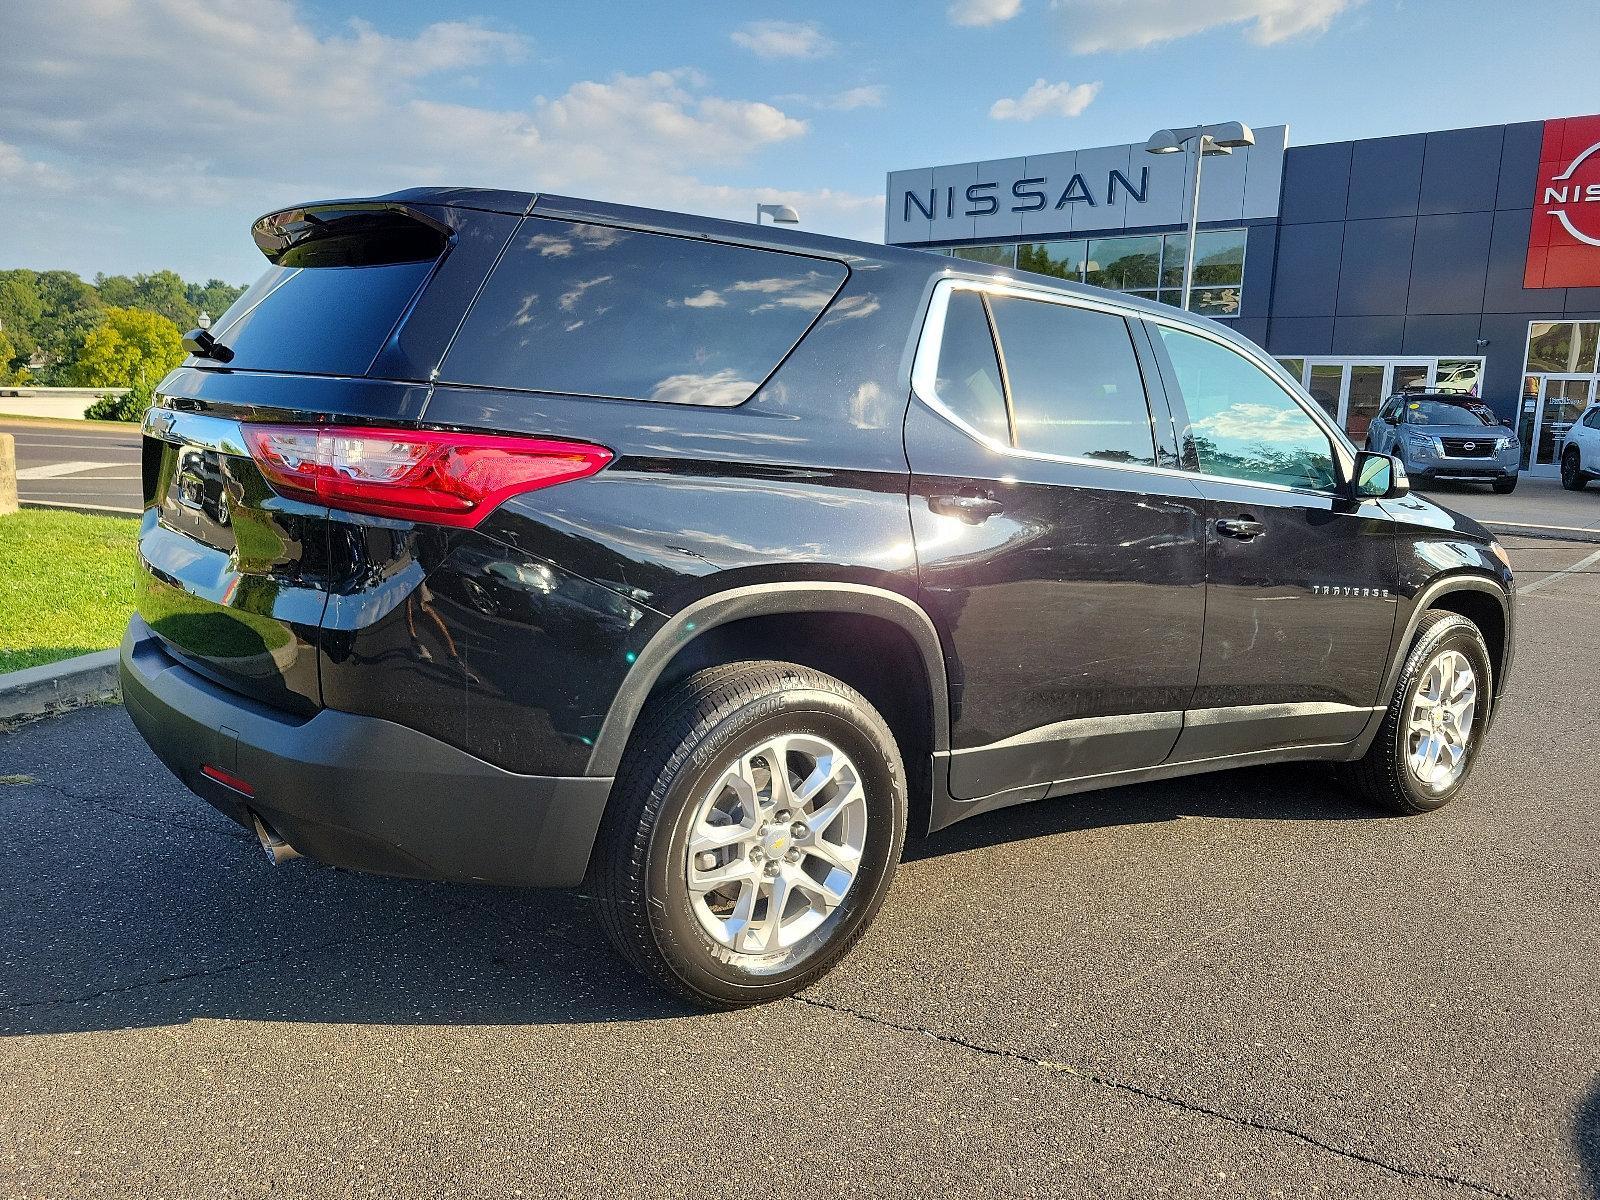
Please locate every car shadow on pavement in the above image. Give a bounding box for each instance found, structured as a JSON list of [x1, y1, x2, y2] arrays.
[[907, 761, 1373, 862], [0, 747, 1375, 1040], [1578, 1075, 1600, 1199]]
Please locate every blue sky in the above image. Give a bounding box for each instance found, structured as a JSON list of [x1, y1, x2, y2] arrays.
[[2, 0, 1597, 284]]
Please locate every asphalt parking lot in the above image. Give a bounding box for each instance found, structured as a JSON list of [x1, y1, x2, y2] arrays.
[[2, 538, 1599, 1199], [1, 420, 143, 513]]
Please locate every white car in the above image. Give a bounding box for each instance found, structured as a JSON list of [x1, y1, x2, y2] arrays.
[[1559, 405, 1600, 491]]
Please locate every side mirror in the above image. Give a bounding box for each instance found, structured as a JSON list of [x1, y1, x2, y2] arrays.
[[1352, 449, 1409, 500]]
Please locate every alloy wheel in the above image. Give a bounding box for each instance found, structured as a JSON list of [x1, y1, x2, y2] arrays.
[[1405, 649, 1477, 794], [684, 734, 868, 955]]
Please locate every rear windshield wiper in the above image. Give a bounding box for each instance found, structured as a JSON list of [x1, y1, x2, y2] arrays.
[[182, 327, 234, 363]]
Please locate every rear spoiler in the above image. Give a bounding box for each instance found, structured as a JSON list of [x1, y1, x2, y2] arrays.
[[250, 202, 453, 268]]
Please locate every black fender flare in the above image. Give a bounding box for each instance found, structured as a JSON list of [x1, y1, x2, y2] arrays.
[[1355, 571, 1512, 751], [585, 582, 951, 776]]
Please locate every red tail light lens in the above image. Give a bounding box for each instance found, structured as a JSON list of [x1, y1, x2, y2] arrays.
[[240, 424, 612, 528]]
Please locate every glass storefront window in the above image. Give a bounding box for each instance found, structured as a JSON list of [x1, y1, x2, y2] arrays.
[[951, 244, 1016, 267], [1307, 364, 1343, 420], [1086, 236, 1159, 291], [1161, 230, 1247, 289], [1579, 322, 1600, 374], [1016, 240, 1086, 281], [1433, 359, 1481, 394], [1528, 322, 1579, 373], [1275, 357, 1306, 382], [944, 228, 1247, 316]]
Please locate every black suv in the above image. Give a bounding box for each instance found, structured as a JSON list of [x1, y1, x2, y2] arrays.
[[122, 190, 1515, 1007]]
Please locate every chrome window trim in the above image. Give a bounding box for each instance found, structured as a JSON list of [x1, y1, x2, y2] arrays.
[[910, 273, 1356, 499]]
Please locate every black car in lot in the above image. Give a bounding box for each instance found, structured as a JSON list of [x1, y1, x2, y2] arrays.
[[122, 189, 1515, 1007]]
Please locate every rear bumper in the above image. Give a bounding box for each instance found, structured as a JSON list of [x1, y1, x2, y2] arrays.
[[120, 617, 612, 887]]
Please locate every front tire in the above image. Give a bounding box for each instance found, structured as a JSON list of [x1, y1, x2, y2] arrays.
[[592, 661, 906, 1008], [1561, 447, 1588, 491], [1342, 611, 1492, 815]]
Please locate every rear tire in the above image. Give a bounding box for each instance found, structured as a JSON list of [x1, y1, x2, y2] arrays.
[[1491, 477, 1518, 495], [1561, 447, 1588, 490], [592, 661, 906, 1008], [1342, 611, 1492, 815]]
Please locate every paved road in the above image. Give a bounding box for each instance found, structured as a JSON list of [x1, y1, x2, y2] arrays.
[[1421, 475, 1600, 540], [2, 420, 143, 512], [3, 555, 1600, 1199]]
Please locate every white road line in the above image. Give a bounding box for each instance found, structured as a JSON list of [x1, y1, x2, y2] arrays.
[[16, 460, 136, 479], [1483, 518, 1600, 536], [1518, 546, 1600, 595]]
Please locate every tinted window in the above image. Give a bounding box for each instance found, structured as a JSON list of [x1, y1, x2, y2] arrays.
[[441, 218, 846, 405], [986, 296, 1155, 465], [1585, 408, 1600, 429], [1156, 325, 1337, 490], [212, 261, 435, 377], [933, 291, 1009, 444]]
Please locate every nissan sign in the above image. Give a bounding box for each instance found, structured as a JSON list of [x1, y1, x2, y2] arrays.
[[1525, 113, 1600, 288], [884, 126, 1287, 246]]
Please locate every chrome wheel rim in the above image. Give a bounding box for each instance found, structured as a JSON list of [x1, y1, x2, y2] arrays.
[[1405, 649, 1477, 794], [684, 734, 868, 955]]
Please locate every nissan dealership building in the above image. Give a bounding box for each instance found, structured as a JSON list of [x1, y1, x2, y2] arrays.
[[885, 112, 1600, 478]]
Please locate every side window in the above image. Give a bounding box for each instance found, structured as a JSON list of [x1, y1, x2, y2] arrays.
[[1379, 398, 1402, 423], [985, 296, 1156, 465], [1156, 324, 1338, 491], [440, 217, 847, 405], [1584, 407, 1600, 430], [932, 290, 1010, 444]]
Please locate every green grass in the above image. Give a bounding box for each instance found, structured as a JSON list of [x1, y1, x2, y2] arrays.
[[0, 509, 139, 673]]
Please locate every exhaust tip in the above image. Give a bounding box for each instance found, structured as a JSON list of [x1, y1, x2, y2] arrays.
[[250, 813, 301, 865]]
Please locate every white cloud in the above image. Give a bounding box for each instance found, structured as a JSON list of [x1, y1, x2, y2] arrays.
[[0, 0, 885, 270], [989, 79, 1101, 122], [779, 85, 886, 111], [1051, 0, 1362, 52], [949, 0, 1023, 26], [730, 20, 834, 59]]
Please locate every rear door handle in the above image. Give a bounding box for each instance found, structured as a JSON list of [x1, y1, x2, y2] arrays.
[[929, 493, 1004, 524], [1216, 517, 1267, 541]]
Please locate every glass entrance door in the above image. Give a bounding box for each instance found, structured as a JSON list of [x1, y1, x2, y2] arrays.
[[1293, 358, 1447, 440], [1529, 375, 1597, 476]]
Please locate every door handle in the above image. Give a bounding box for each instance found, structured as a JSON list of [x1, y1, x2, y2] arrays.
[[928, 492, 1004, 524], [1216, 516, 1266, 541]]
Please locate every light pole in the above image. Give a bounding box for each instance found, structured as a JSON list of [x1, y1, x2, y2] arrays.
[[1145, 122, 1254, 313], [755, 203, 800, 226], [196, 310, 212, 331]]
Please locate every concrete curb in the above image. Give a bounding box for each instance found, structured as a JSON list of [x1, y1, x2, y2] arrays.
[[20, 499, 143, 518], [0, 649, 121, 723], [1481, 520, 1600, 546]]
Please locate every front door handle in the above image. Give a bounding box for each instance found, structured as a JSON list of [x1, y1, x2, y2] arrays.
[[1216, 516, 1267, 541], [929, 493, 1004, 524]]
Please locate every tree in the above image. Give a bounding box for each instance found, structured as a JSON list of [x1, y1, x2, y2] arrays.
[[186, 278, 249, 326], [95, 269, 193, 327], [0, 327, 24, 384], [71, 306, 185, 391]]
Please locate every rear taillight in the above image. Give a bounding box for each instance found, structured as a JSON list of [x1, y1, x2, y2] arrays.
[[240, 424, 612, 528]]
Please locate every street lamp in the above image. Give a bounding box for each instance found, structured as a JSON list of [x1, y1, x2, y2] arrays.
[[755, 203, 800, 226], [1145, 122, 1254, 313], [196, 310, 212, 331]]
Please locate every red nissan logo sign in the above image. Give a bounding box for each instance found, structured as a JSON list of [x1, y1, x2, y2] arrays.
[[1526, 114, 1600, 288]]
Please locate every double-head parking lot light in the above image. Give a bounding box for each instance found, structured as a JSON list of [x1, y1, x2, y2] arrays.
[[1146, 122, 1255, 313]]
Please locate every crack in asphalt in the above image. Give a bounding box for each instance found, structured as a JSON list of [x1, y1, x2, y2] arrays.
[[4, 776, 253, 843], [791, 994, 1518, 1200]]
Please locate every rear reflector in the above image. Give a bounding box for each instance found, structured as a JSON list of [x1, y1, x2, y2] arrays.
[[201, 764, 255, 797], [241, 425, 612, 528]]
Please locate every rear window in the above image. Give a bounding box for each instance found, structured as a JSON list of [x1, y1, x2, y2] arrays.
[[211, 207, 447, 377], [439, 217, 847, 405], [986, 296, 1156, 465]]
